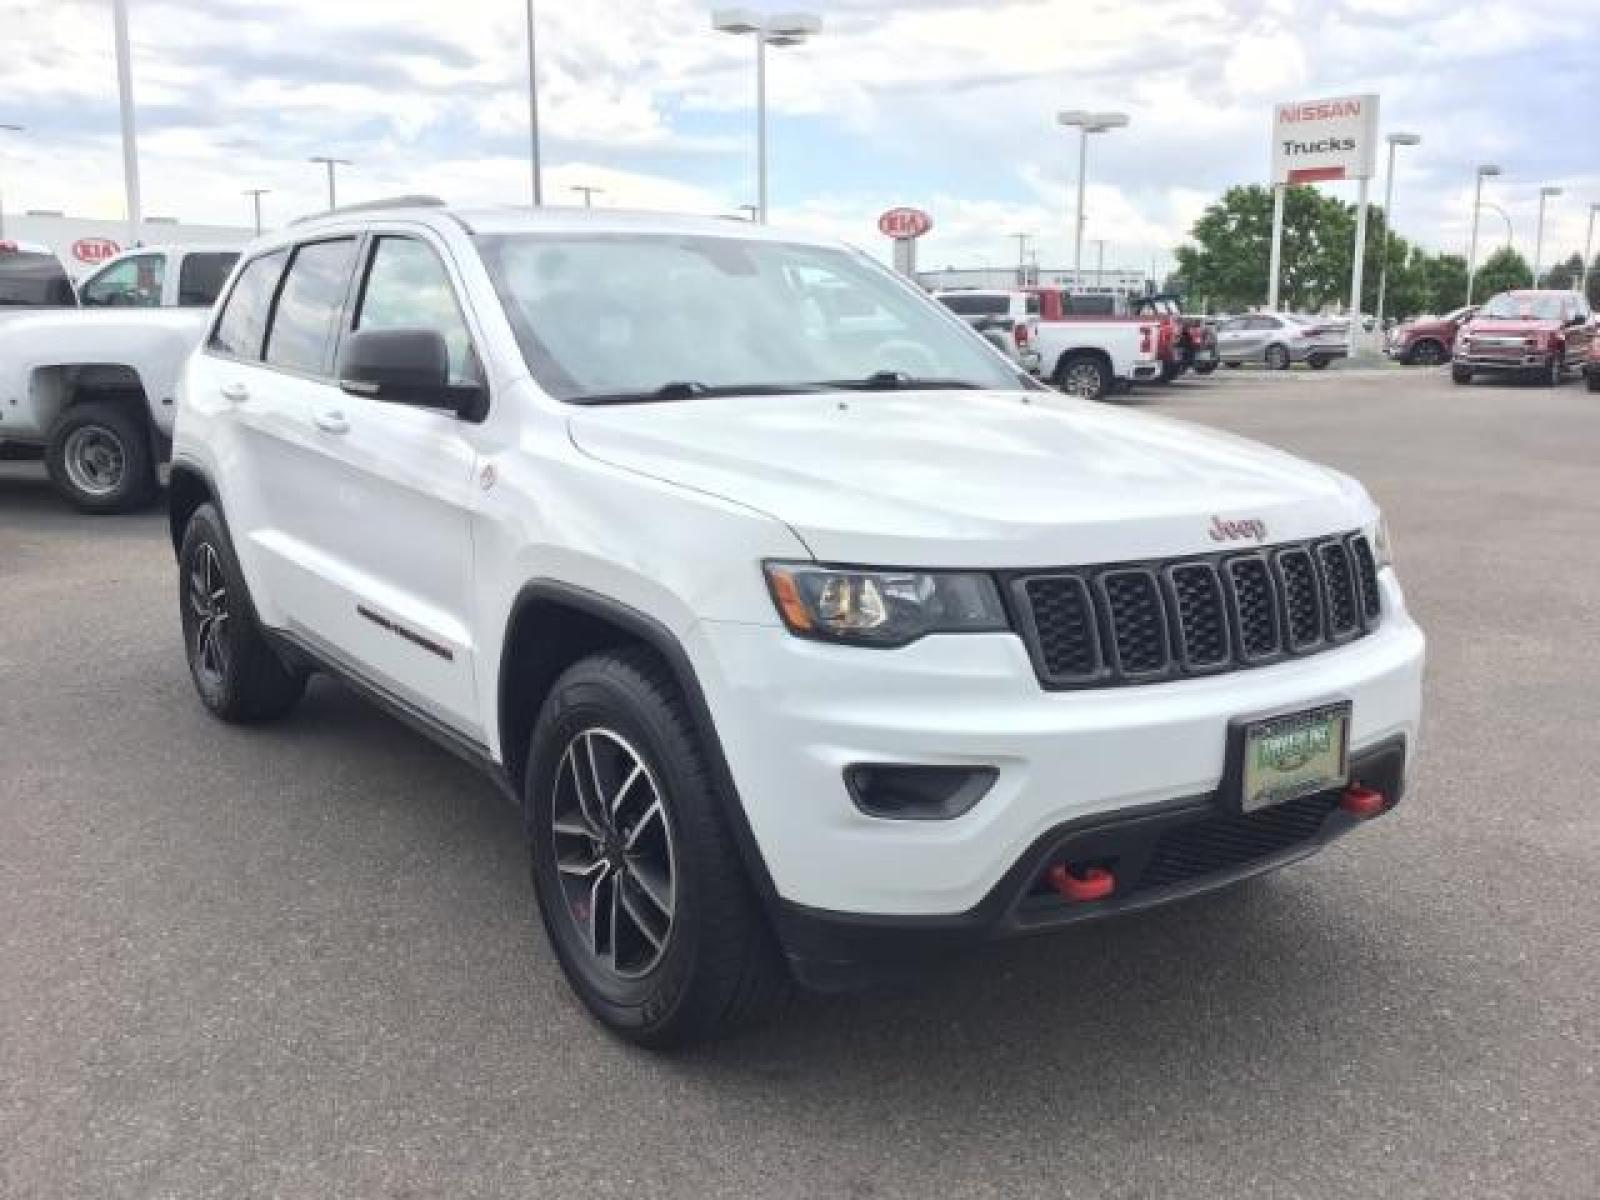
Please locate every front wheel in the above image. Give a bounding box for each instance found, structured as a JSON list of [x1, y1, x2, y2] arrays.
[[1587, 371, 1600, 393], [1307, 355, 1330, 370], [1407, 339, 1446, 366], [1054, 353, 1113, 401], [1264, 344, 1291, 371], [1451, 365, 1473, 385], [44, 400, 158, 513], [1193, 361, 1218, 376], [527, 648, 788, 1048], [178, 504, 307, 722]]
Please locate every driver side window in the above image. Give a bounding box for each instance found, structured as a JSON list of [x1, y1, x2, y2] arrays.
[[81, 253, 166, 307]]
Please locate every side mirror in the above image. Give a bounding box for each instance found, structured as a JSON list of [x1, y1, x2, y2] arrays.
[[337, 327, 485, 418]]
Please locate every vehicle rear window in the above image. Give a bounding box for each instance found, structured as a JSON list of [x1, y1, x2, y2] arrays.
[[0, 250, 75, 307], [178, 252, 241, 307], [264, 239, 359, 375], [937, 294, 1007, 316], [210, 250, 288, 360], [1024, 294, 1040, 317], [1063, 293, 1116, 316]]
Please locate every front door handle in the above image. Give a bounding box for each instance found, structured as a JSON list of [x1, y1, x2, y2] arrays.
[[313, 409, 349, 434], [220, 382, 249, 403]]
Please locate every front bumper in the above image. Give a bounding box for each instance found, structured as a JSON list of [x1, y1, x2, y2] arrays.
[[688, 571, 1424, 930], [1455, 349, 1547, 371]]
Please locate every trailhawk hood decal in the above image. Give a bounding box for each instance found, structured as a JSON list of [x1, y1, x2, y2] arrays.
[[567, 391, 1372, 567]]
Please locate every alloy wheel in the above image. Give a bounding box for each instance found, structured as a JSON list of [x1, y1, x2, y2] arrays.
[[1062, 362, 1105, 398], [61, 426, 126, 497], [550, 728, 677, 979], [187, 543, 231, 687]]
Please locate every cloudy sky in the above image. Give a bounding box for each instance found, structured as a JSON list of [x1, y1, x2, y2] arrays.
[[5, 0, 1597, 272]]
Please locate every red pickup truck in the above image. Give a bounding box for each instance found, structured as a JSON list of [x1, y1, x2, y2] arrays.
[[1027, 288, 1217, 383], [1452, 290, 1595, 386]]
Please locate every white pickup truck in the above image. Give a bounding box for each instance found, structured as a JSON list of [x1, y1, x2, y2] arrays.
[[1032, 317, 1164, 400], [0, 242, 240, 511]]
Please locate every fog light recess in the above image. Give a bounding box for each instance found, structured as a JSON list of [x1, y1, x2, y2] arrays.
[[845, 764, 998, 821]]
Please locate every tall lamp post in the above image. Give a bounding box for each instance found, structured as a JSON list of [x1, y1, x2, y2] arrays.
[[1373, 131, 1420, 328], [1584, 202, 1599, 301], [711, 9, 822, 224], [111, 0, 142, 248], [570, 185, 603, 208], [243, 188, 270, 235], [524, 0, 542, 205], [1466, 164, 1502, 304], [1055, 110, 1129, 286], [1531, 185, 1562, 287], [308, 156, 351, 211], [0, 123, 22, 240]]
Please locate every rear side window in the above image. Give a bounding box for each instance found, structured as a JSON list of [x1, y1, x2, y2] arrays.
[[1024, 294, 1040, 317], [264, 238, 358, 375], [209, 250, 288, 359], [178, 252, 240, 307], [80, 253, 166, 307], [0, 250, 76, 307], [937, 294, 1007, 317]]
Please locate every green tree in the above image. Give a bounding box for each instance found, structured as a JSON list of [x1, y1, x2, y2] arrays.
[[1424, 254, 1469, 314], [1588, 254, 1600, 308], [1473, 245, 1532, 301], [1541, 252, 1583, 290]]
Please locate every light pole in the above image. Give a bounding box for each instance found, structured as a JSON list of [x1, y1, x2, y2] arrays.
[[1466, 164, 1502, 304], [1532, 185, 1562, 287], [712, 9, 821, 224], [1584, 203, 1599, 301], [736, 204, 758, 221], [1477, 202, 1513, 249], [1373, 131, 1420, 328], [570, 185, 603, 208], [1010, 232, 1032, 285], [1091, 238, 1106, 290], [524, 0, 542, 206], [0, 123, 22, 241], [308, 156, 351, 210], [1056, 110, 1129, 286], [112, 0, 142, 248], [242, 188, 270, 235]]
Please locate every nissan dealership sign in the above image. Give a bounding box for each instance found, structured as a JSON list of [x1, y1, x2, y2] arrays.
[[1271, 93, 1379, 183]]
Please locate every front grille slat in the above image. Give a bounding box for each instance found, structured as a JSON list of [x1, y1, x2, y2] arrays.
[[1015, 533, 1378, 689]]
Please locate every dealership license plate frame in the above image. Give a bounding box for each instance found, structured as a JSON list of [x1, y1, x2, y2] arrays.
[[1223, 700, 1352, 815]]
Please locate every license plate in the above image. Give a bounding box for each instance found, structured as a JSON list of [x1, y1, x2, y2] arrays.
[[1229, 702, 1351, 813]]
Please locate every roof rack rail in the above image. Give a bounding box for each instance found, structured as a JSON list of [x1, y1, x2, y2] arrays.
[[291, 195, 446, 225]]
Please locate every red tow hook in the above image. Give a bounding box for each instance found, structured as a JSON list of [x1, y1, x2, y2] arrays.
[[1340, 784, 1387, 819], [1047, 863, 1115, 903]]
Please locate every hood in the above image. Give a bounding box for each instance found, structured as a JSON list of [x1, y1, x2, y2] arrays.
[[1464, 318, 1559, 336], [567, 391, 1373, 567], [1397, 317, 1454, 338], [0, 308, 207, 339]]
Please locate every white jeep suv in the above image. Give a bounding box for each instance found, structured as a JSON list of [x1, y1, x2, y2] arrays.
[[169, 201, 1425, 1046]]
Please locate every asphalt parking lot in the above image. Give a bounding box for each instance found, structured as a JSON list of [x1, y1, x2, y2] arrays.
[[3, 367, 1598, 1199]]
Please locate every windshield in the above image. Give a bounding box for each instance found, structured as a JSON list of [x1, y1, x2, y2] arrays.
[[478, 233, 1024, 402], [1478, 293, 1563, 321], [0, 251, 76, 308]]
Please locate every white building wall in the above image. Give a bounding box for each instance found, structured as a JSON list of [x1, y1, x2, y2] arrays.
[[6, 212, 255, 278]]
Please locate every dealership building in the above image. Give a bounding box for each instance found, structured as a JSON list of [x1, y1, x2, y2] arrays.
[[4, 210, 252, 278], [917, 265, 1152, 296]]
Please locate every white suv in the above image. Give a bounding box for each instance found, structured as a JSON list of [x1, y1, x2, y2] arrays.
[[169, 201, 1425, 1046]]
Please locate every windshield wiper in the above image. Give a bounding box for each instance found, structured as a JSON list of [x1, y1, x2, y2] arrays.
[[568, 381, 837, 405], [820, 370, 984, 391]]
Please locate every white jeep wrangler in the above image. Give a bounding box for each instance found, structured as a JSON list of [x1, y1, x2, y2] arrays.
[[0, 243, 238, 511], [169, 200, 1425, 1046]]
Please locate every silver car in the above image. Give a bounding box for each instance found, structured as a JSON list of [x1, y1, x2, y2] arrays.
[[1214, 312, 1347, 371]]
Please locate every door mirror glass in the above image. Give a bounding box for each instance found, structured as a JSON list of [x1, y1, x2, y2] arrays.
[[338, 327, 483, 417]]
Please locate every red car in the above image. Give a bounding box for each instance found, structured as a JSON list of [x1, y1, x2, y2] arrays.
[[1452, 290, 1595, 386], [1586, 331, 1600, 393], [1388, 305, 1476, 366]]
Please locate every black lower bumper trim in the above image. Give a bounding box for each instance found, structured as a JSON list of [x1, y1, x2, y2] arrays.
[[776, 735, 1406, 992]]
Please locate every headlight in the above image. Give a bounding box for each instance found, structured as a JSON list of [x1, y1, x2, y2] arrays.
[[763, 563, 1009, 646], [1370, 515, 1394, 569]]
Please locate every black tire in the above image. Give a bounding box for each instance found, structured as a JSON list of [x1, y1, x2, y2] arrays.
[[1406, 339, 1446, 366], [1156, 360, 1182, 384], [1223, 361, 1242, 369], [1308, 355, 1330, 370], [178, 503, 307, 723], [1451, 365, 1472, 385], [527, 648, 789, 1048], [1194, 362, 1218, 376], [1543, 354, 1563, 387], [1264, 344, 1291, 371], [1054, 352, 1112, 401], [44, 399, 158, 514], [1587, 371, 1600, 393]]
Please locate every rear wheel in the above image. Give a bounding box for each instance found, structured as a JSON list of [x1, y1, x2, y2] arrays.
[[44, 400, 157, 513], [1157, 360, 1181, 384], [1193, 362, 1218, 376], [1451, 365, 1473, 385], [527, 648, 788, 1048], [1223, 361, 1242, 370], [178, 504, 307, 722], [1054, 353, 1112, 401], [1264, 344, 1291, 371], [1587, 371, 1600, 393], [1307, 355, 1330, 370]]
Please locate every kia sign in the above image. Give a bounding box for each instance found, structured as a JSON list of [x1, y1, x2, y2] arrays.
[[878, 207, 932, 241], [1271, 93, 1379, 184], [72, 237, 121, 265]]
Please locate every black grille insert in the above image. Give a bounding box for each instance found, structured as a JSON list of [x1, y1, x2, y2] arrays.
[[1013, 533, 1379, 689], [1133, 792, 1341, 893]]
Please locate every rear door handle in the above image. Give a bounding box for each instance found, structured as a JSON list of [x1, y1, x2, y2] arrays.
[[220, 382, 249, 403], [313, 409, 349, 434]]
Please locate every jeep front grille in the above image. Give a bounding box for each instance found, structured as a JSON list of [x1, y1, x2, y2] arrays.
[[1011, 533, 1381, 689]]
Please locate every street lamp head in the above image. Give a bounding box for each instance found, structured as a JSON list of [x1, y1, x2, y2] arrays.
[[711, 8, 762, 34], [1477, 164, 1502, 177], [0, 123, 23, 133], [1387, 132, 1421, 146], [1091, 112, 1130, 130], [766, 11, 821, 38], [1056, 110, 1091, 127], [1539, 186, 1563, 197]]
